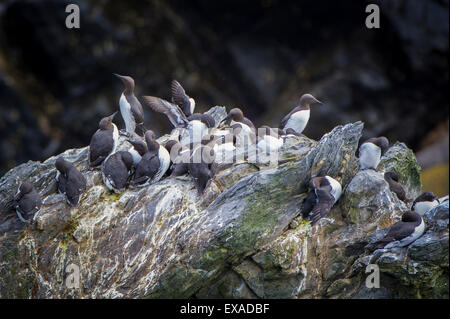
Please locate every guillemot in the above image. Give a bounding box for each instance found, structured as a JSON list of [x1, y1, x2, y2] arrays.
[[213, 133, 236, 164], [384, 172, 407, 202], [127, 139, 148, 166], [165, 139, 190, 177], [411, 192, 440, 216], [301, 176, 342, 225], [102, 151, 134, 193], [188, 145, 215, 194], [257, 126, 284, 153], [55, 157, 87, 206], [372, 210, 425, 250], [279, 94, 322, 135], [358, 136, 389, 170], [89, 112, 119, 168], [171, 80, 195, 116], [185, 113, 216, 145], [13, 182, 42, 223], [132, 130, 170, 186], [114, 73, 145, 136], [221, 108, 256, 133]]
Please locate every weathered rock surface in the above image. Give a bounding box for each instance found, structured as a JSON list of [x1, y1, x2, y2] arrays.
[[0, 113, 448, 299]]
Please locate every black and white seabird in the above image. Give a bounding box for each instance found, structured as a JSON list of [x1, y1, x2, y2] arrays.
[[257, 125, 284, 153], [301, 176, 342, 225], [13, 182, 42, 223], [127, 139, 148, 166], [185, 113, 216, 144], [221, 108, 256, 133], [411, 192, 440, 216], [384, 172, 407, 202], [102, 151, 134, 193], [165, 139, 190, 177], [213, 133, 236, 164], [114, 73, 145, 136], [132, 130, 171, 186], [55, 157, 87, 206], [171, 80, 195, 116], [372, 210, 425, 250], [89, 112, 119, 168], [358, 136, 389, 170], [279, 94, 322, 135], [188, 145, 215, 194]]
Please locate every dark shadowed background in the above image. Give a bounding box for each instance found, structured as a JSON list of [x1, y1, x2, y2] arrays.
[[0, 0, 448, 194]]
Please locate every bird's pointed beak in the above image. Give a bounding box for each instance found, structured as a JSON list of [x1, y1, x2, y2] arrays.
[[113, 73, 122, 79], [110, 111, 118, 119], [314, 99, 323, 105]]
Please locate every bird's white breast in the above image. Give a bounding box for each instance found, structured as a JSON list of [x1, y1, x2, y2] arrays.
[[325, 176, 342, 203], [153, 146, 171, 182], [285, 109, 310, 134], [112, 124, 119, 153], [414, 200, 439, 216], [119, 93, 135, 134], [359, 142, 381, 170], [128, 148, 142, 165], [189, 120, 208, 144]]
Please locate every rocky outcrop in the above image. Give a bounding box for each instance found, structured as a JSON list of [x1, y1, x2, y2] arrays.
[[0, 111, 448, 299]]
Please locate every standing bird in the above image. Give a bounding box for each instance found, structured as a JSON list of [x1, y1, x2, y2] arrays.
[[171, 80, 196, 116], [257, 125, 284, 153], [89, 112, 119, 168], [188, 145, 215, 194], [55, 157, 87, 206], [114, 73, 145, 136], [102, 151, 134, 193], [384, 172, 407, 202], [411, 192, 440, 216], [185, 113, 216, 145], [165, 139, 190, 177], [132, 130, 170, 186], [371, 210, 425, 250], [221, 108, 256, 133], [213, 133, 236, 164], [127, 139, 148, 166], [13, 182, 42, 223], [301, 176, 342, 225], [358, 136, 389, 170], [279, 94, 322, 135]]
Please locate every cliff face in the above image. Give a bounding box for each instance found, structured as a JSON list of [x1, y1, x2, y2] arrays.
[[0, 108, 448, 299]]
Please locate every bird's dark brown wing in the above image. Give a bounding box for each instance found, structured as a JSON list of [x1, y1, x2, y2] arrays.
[[310, 187, 335, 224], [142, 96, 188, 128], [171, 80, 191, 116]]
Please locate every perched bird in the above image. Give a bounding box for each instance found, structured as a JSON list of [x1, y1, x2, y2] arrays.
[[13, 182, 42, 223], [188, 145, 215, 194], [171, 80, 195, 116], [257, 125, 284, 153], [213, 133, 236, 164], [301, 176, 342, 225], [384, 172, 407, 201], [221, 108, 256, 133], [411, 192, 440, 216], [165, 139, 190, 177], [127, 139, 148, 166], [55, 157, 87, 206], [114, 73, 145, 136], [358, 136, 389, 170], [102, 151, 134, 193], [89, 112, 119, 168], [185, 113, 216, 145], [132, 130, 170, 186], [372, 210, 425, 250], [279, 94, 322, 135]]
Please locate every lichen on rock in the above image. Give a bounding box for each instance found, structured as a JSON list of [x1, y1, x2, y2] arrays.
[[0, 109, 448, 299]]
